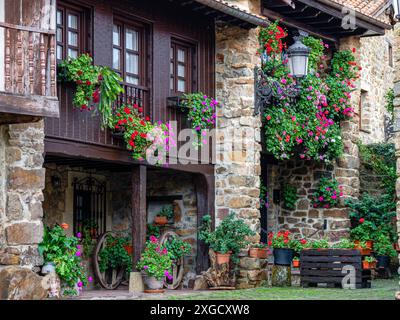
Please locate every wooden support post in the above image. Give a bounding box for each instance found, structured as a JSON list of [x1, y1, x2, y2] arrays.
[[131, 165, 147, 271], [195, 173, 215, 274]]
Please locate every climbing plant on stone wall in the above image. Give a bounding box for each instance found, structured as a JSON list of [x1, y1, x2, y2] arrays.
[[259, 22, 361, 162]]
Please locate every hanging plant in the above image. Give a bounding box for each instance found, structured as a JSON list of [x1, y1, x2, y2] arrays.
[[282, 184, 298, 210], [58, 53, 124, 127], [182, 92, 218, 147], [111, 103, 175, 165], [311, 177, 343, 209], [260, 23, 359, 162]]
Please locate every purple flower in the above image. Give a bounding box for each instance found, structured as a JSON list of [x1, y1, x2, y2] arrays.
[[143, 265, 149, 270], [77, 245, 81, 250], [75, 251, 82, 257], [77, 281, 83, 287], [76, 232, 82, 239], [88, 276, 93, 282]]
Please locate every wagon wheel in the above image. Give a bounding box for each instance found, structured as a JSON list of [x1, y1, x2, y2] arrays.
[[94, 232, 125, 290], [160, 231, 185, 290]]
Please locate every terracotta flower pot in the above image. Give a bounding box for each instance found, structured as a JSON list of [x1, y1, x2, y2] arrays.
[[292, 259, 300, 268], [393, 243, 400, 252], [249, 248, 268, 259], [154, 216, 168, 225], [365, 240, 374, 250], [362, 260, 376, 270], [215, 252, 231, 265], [355, 247, 371, 256]]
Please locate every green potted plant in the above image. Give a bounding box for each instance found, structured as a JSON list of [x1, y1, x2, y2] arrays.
[[98, 234, 132, 273], [268, 231, 299, 266], [164, 236, 192, 261], [154, 205, 174, 225], [332, 238, 355, 249], [282, 184, 298, 210], [350, 219, 376, 249], [136, 236, 173, 291], [362, 256, 377, 270], [373, 233, 397, 268], [249, 243, 269, 259], [199, 213, 255, 265], [39, 224, 91, 296]]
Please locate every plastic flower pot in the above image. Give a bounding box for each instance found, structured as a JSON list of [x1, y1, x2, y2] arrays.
[[215, 252, 231, 265], [362, 260, 376, 270], [376, 255, 390, 269], [292, 259, 300, 268], [273, 248, 294, 266], [154, 216, 168, 225]]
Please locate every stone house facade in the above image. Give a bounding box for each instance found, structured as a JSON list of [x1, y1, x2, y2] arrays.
[[0, 0, 399, 298]]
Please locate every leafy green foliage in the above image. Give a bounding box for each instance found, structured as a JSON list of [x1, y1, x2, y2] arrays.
[[199, 213, 255, 262], [157, 205, 174, 219], [58, 54, 123, 128], [164, 236, 192, 261], [267, 230, 302, 251], [98, 234, 132, 273], [282, 184, 298, 210], [147, 224, 160, 240], [350, 220, 377, 242], [385, 88, 394, 117], [136, 236, 172, 281], [306, 238, 330, 249], [39, 225, 88, 296], [374, 233, 397, 257], [332, 238, 356, 249], [312, 177, 342, 208], [261, 26, 359, 162]]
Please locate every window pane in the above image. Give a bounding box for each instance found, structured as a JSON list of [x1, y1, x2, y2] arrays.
[[126, 28, 138, 51], [126, 52, 138, 75], [57, 45, 63, 60], [178, 79, 186, 92], [113, 25, 120, 46], [113, 48, 120, 70], [170, 47, 174, 60], [178, 49, 185, 63], [170, 62, 174, 75], [57, 28, 63, 42], [57, 10, 63, 25], [178, 64, 185, 78], [68, 48, 78, 59], [126, 75, 139, 85], [68, 14, 78, 29], [68, 31, 78, 46], [170, 77, 174, 91]]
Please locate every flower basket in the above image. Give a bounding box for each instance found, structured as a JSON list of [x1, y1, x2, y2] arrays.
[[215, 252, 231, 265], [292, 259, 300, 268]]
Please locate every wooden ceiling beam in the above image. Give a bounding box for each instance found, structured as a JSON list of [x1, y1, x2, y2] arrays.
[[262, 7, 338, 42]]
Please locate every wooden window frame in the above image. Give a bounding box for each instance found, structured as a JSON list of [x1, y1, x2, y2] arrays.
[[112, 17, 148, 88], [170, 38, 197, 95], [388, 42, 393, 68], [56, 1, 90, 62]]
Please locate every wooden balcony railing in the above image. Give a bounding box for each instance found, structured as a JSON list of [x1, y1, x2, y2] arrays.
[[0, 22, 59, 119]]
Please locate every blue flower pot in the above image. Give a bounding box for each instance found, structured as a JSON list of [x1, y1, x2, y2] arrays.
[[273, 248, 294, 266], [376, 255, 390, 269]]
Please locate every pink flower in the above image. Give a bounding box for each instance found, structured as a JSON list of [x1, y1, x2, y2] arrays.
[[88, 276, 93, 282], [77, 281, 83, 287], [150, 235, 158, 244], [75, 251, 81, 257], [318, 196, 324, 202], [331, 195, 337, 200], [281, 78, 287, 84], [76, 232, 82, 239]]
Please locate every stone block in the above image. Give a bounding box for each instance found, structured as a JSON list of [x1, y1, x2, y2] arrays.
[[296, 199, 310, 210], [6, 222, 43, 245], [6, 193, 23, 220], [239, 257, 261, 270], [8, 168, 45, 191]]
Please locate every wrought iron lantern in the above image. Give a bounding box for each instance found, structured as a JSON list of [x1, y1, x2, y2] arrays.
[[255, 30, 311, 115], [286, 35, 311, 79]]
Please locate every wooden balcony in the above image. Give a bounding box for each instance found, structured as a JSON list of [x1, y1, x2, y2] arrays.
[[0, 22, 59, 123]]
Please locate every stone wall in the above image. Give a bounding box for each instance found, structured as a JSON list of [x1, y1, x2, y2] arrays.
[[359, 30, 395, 144], [0, 121, 46, 271], [215, 23, 262, 240]]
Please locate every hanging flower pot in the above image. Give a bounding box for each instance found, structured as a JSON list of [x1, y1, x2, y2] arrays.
[[273, 248, 294, 266], [215, 252, 231, 265]]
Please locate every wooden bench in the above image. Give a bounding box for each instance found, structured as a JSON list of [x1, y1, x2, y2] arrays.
[[300, 249, 371, 289]]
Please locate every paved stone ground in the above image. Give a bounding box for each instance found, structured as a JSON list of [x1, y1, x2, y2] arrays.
[[71, 279, 399, 300]]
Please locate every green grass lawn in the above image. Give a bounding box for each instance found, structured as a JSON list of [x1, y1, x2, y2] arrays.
[[167, 279, 399, 300]]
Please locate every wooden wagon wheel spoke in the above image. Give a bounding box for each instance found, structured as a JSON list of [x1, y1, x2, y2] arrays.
[[94, 231, 125, 290], [159, 231, 185, 290]]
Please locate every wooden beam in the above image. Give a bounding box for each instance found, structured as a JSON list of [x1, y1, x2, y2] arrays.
[[195, 173, 215, 273], [262, 7, 338, 42], [131, 165, 147, 271]]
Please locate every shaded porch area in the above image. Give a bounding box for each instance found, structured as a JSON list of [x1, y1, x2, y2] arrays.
[[42, 154, 214, 291]]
